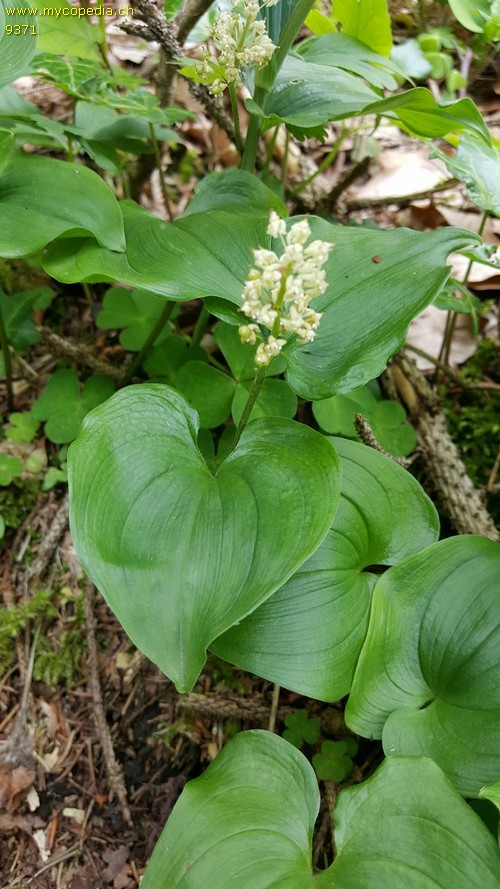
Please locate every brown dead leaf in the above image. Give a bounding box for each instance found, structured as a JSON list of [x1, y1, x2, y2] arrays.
[[0, 762, 36, 813], [102, 845, 130, 883]]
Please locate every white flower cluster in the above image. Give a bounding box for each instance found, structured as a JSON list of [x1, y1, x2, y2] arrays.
[[200, 0, 278, 97], [238, 211, 333, 367]]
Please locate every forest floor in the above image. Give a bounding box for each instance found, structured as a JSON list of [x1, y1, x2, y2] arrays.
[[1, 17, 500, 889]]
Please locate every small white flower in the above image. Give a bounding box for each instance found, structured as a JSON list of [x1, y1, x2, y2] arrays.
[[267, 211, 287, 239]]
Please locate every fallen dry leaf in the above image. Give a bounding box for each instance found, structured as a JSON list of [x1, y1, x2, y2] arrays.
[[0, 763, 36, 813]]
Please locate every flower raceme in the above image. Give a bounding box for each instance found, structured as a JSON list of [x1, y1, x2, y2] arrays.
[[199, 0, 279, 97], [238, 212, 334, 367]]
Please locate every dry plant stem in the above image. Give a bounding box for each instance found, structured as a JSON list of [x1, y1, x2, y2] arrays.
[[393, 354, 500, 541], [84, 582, 133, 826], [121, 2, 236, 144], [268, 683, 280, 733], [346, 178, 459, 210], [354, 413, 414, 468], [28, 493, 69, 584], [175, 0, 214, 42], [329, 156, 370, 208], [148, 123, 174, 220], [38, 326, 123, 381], [405, 343, 467, 388], [177, 691, 293, 725], [487, 444, 500, 493]]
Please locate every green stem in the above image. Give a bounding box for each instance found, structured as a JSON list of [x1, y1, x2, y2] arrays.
[[122, 301, 175, 385], [233, 364, 267, 447], [240, 85, 267, 172], [439, 210, 488, 366], [0, 301, 14, 411], [81, 282, 93, 304], [228, 83, 244, 156], [405, 344, 467, 387], [190, 304, 210, 351], [262, 125, 280, 176], [149, 123, 174, 221]]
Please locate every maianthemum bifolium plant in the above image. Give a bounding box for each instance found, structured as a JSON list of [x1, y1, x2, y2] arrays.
[[1, 0, 500, 884]]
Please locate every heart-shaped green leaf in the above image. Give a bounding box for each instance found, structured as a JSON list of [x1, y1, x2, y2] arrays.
[[68, 385, 341, 692], [0, 152, 125, 257], [346, 535, 500, 796], [43, 202, 478, 401], [212, 438, 438, 700], [285, 219, 479, 399], [141, 731, 500, 888]]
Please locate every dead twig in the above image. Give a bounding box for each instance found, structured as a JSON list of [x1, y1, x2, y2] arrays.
[[392, 354, 500, 541], [121, 0, 236, 143], [354, 413, 415, 468], [38, 327, 124, 382], [84, 582, 133, 827], [177, 691, 293, 725], [346, 177, 459, 210], [28, 494, 69, 585]]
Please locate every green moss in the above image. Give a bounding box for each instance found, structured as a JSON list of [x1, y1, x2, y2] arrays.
[[442, 339, 500, 524], [0, 478, 39, 531]]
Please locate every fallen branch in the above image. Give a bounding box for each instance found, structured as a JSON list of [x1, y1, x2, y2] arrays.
[[121, 0, 236, 143], [392, 354, 499, 541], [346, 178, 459, 210], [38, 327, 124, 382], [84, 582, 133, 826]]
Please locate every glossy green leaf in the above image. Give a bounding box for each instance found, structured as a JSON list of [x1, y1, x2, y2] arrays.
[[212, 439, 438, 700], [0, 129, 13, 174], [68, 385, 341, 692], [141, 730, 319, 889], [0, 152, 125, 257], [346, 536, 500, 796], [185, 169, 286, 217], [327, 756, 500, 888], [297, 33, 402, 89], [480, 778, 500, 813], [232, 378, 298, 425], [42, 200, 267, 299], [0, 0, 37, 89], [32, 370, 116, 444], [176, 361, 236, 428], [0, 286, 54, 349], [448, 0, 495, 32], [142, 732, 500, 889], [433, 134, 500, 216], [95, 286, 173, 351], [363, 88, 491, 142], [334, 0, 392, 54], [285, 219, 479, 399]]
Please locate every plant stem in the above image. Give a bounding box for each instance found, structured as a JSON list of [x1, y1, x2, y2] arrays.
[[405, 344, 467, 387], [122, 300, 175, 385], [228, 83, 244, 156], [0, 301, 14, 411], [233, 364, 267, 447], [190, 304, 210, 351], [262, 125, 280, 176], [282, 129, 290, 193], [240, 85, 267, 172], [439, 210, 488, 366], [149, 123, 174, 221], [289, 128, 346, 198]]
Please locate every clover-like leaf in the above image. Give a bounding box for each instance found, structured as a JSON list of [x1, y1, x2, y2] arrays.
[[283, 710, 321, 749], [141, 731, 500, 889], [346, 535, 500, 796], [32, 370, 116, 444], [96, 286, 174, 351], [176, 361, 236, 428], [68, 385, 341, 692], [433, 133, 500, 217], [144, 335, 208, 380], [312, 738, 358, 781], [5, 412, 40, 444], [212, 438, 439, 700], [0, 455, 22, 486]]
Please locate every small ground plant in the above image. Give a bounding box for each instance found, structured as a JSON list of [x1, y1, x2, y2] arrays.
[[1, 0, 500, 885]]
